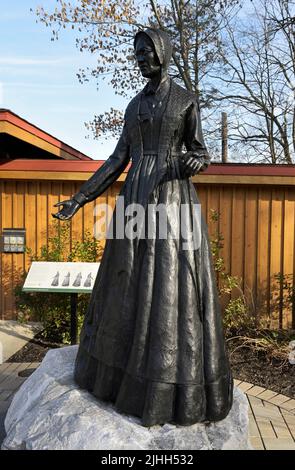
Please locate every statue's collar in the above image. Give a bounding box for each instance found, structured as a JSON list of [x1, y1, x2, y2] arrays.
[[143, 75, 170, 96]]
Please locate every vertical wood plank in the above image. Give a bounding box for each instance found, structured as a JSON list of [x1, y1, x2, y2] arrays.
[[231, 186, 245, 300], [24, 181, 37, 273], [195, 185, 208, 223], [206, 185, 222, 302], [36, 181, 49, 258], [206, 184, 220, 240], [257, 187, 271, 326], [219, 185, 233, 311], [269, 188, 284, 329], [244, 186, 258, 317], [2, 182, 13, 318], [47, 181, 60, 255], [282, 188, 295, 328], [12, 181, 25, 315], [219, 186, 232, 273], [83, 199, 95, 238]]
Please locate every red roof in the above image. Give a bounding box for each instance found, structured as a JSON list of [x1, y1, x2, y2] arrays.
[[205, 162, 295, 176], [0, 109, 92, 161]]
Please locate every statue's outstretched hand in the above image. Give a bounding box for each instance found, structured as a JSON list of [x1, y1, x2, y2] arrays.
[[52, 199, 80, 221]]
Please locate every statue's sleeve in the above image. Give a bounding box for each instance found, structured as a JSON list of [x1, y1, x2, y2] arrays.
[[73, 123, 130, 206], [184, 100, 210, 167]]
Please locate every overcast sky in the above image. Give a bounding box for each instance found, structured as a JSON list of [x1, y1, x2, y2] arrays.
[[0, 0, 128, 159]]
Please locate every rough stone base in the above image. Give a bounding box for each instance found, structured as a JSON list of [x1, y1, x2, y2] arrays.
[[2, 346, 251, 450]]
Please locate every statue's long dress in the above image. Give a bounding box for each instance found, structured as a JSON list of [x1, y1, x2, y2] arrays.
[[74, 79, 233, 426]]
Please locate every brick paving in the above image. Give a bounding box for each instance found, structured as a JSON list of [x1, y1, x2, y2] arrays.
[[0, 362, 40, 445], [234, 379, 295, 450]]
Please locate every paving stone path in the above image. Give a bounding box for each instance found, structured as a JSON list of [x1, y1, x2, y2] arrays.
[[234, 379, 295, 450]]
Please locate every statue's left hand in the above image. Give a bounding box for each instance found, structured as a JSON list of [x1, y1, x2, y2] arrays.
[[181, 151, 209, 177]]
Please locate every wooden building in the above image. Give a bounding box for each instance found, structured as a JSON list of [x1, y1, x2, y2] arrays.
[[1, 109, 295, 329]]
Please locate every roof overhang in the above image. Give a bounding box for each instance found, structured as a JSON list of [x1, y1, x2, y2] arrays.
[[0, 109, 92, 161]]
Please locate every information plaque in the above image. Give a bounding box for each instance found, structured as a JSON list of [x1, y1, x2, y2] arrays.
[[23, 262, 100, 293], [23, 262, 100, 344]]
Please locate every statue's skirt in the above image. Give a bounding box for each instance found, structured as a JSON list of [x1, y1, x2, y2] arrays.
[[74, 154, 233, 426]]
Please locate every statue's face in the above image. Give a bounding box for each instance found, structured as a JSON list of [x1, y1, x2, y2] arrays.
[[135, 34, 161, 79]]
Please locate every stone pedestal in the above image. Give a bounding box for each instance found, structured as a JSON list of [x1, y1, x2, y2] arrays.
[[2, 346, 251, 450]]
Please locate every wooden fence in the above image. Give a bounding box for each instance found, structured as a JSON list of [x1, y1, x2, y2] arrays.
[[1, 166, 295, 329]]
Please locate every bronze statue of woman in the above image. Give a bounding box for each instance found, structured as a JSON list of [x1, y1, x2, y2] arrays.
[[53, 28, 233, 427]]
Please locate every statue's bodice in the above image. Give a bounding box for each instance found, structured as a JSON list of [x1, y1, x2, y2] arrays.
[[139, 88, 170, 154]]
